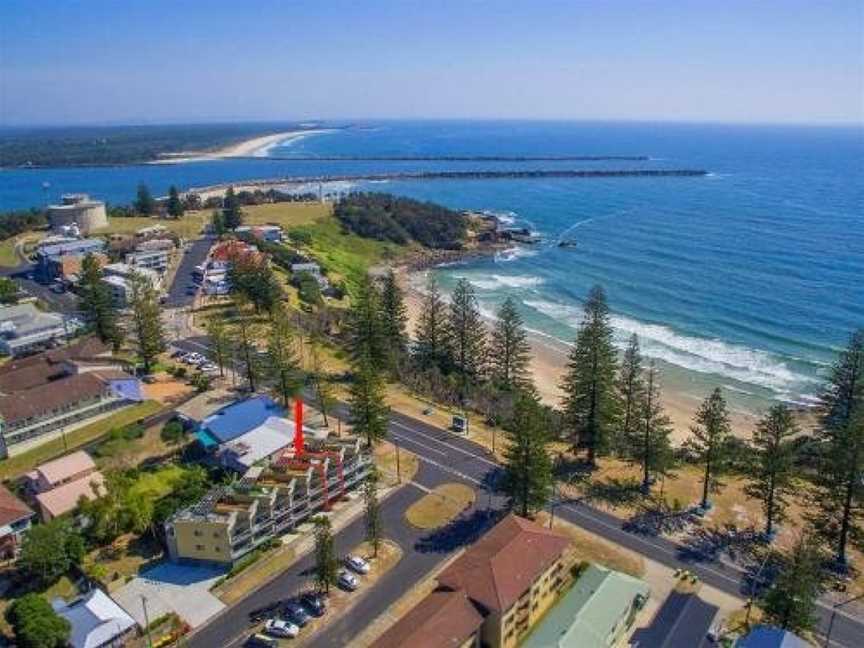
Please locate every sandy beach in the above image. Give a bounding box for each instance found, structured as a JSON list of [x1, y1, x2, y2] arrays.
[[151, 129, 333, 164], [398, 267, 760, 444]]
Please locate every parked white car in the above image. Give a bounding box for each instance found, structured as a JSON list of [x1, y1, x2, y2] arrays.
[[345, 555, 370, 574], [264, 618, 299, 639], [337, 570, 359, 591]]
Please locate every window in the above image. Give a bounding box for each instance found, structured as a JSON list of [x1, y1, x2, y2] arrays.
[[193, 530, 203, 537], [195, 544, 205, 551]]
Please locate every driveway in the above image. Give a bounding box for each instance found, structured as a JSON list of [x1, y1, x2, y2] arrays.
[[113, 561, 227, 629]]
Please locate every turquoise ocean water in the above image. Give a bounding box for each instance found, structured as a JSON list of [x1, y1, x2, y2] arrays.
[[2, 121, 862, 414]]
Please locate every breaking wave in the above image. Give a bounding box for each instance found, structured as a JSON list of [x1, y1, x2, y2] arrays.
[[522, 298, 819, 396]]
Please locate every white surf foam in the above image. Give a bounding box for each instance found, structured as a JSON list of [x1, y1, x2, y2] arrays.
[[467, 274, 544, 291], [522, 298, 818, 395], [494, 246, 538, 263]]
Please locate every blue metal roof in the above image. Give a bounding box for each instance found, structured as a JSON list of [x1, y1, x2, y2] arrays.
[[199, 396, 285, 444], [736, 626, 810, 648]]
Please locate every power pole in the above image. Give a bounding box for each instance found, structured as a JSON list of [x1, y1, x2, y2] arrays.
[[141, 595, 153, 648]]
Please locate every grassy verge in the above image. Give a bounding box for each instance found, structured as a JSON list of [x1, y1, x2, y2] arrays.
[[213, 541, 295, 606], [404, 483, 475, 529], [0, 231, 44, 267], [373, 441, 419, 486], [0, 400, 163, 480], [535, 511, 645, 578]]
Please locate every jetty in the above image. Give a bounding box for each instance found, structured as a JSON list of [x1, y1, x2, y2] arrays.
[[190, 169, 709, 196]]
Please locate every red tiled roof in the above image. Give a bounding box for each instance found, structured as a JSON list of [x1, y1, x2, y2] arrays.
[[0, 484, 34, 527], [437, 514, 571, 613], [373, 589, 484, 648], [0, 362, 67, 394]]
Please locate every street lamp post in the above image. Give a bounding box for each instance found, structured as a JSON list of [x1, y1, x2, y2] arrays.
[[141, 595, 153, 648]]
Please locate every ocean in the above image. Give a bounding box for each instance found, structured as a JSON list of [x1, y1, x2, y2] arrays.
[[2, 120, 862, 415]]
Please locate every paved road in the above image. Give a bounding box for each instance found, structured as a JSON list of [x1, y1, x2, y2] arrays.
[[187, 460, 505, 648], [165, 236, 213, 307], [176, 337, 864, 647]]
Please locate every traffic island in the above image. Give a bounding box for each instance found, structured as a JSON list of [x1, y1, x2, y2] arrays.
[[404, 483, 476, 529]]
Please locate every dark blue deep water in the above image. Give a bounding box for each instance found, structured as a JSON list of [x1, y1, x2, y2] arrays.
[[2, 120, 862, 412]]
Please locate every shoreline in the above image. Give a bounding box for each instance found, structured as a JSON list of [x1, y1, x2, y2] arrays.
[[150, 128, 334, 164], [396, 265, 761, 444]]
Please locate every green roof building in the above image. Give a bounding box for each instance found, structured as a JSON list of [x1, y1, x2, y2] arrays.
[[522, 564, 650, 648]]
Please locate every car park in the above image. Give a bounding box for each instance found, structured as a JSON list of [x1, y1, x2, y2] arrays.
[[345, 555, 370, 574], [337, 570, 359, 591], [283, 601, 311, 627], [299, 591, 327, 617], [264, 618, 299, 639]]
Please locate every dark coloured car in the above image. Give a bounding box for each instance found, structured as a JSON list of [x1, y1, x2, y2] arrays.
[[299, 591, 327, 617], [283, 601, 311, 627], [248, 602, 281, 624]]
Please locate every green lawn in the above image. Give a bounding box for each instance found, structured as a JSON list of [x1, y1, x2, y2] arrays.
[[130, 464, 188, 499], [242, 201, 331, 228], [241, 202, 405, 292], [93, 214, 206, 239], [0, 400, 163, 480]]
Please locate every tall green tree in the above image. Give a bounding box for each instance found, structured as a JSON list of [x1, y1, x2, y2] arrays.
[[308, 334, 335, 428], [447, 277, 487, 381], [206, 317, 231, 377], [5, 594, 70, 648], [313, 516, 339, 593], [363, 468, 383, 558], [490, 297, 532, 391], [349, 356, 390, 447], [18, 519, 85, 587], [618, 334, 645, 454], [746, 404, 799, 538], [78, 253, 121, 349], [814, 328, 864, 567], [232, 308, 262, 392], [211, 209, 226, 236], [345, 273, 386, 368], [223, 186, 243, 230], [126, 271, 166, 373], [379, 269, 409, 375], [560, 285, 620, 466], [227, 250, 281, 314], [166, 185, 184, 219], [760, 535, 824, 634], [502, 391, 554, 517], [414, 274, 449, 370], [0, 277, 20, 304], [265, 308, 302, 408], [689, 388, 732, 510], [134, 183, 156, 215], [630, 361, 673, 493]]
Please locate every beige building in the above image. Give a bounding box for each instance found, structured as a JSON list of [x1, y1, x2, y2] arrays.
[[47, 194, 107, 234], [374, 514, 573, 648], [165, 437, 370, 564]]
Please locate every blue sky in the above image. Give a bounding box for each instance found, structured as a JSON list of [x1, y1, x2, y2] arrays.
[[1, 0, 862, 125]]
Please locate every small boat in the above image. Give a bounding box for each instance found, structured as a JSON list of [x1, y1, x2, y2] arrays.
[[558, 239, 578, 248]]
